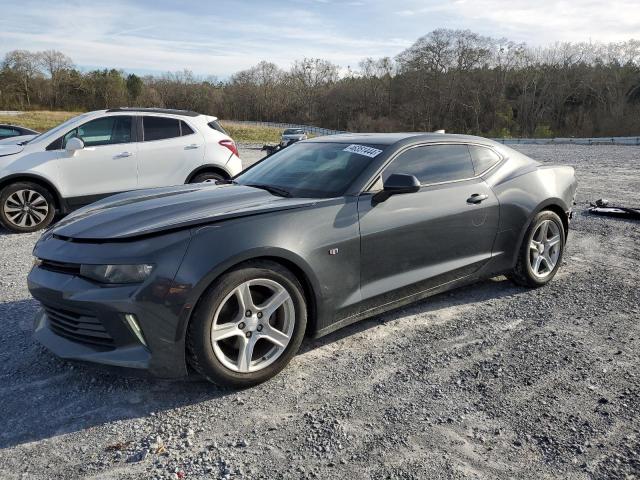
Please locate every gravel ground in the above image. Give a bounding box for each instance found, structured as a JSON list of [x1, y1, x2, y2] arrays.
[[0, 144, 638, 480]]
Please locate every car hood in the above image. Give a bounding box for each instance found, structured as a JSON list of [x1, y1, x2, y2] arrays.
[[0, 144, 25, 156], [50, 183, 320, 240]]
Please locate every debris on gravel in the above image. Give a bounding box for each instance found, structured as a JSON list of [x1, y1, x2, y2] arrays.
[[0, 144, 638, 479]]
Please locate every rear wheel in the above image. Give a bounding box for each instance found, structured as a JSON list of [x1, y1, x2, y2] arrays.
[[190, 171, 225, 184], [186, 260, 307, 387], [0, 182, 56, 233], [508, 210, 565, 288]]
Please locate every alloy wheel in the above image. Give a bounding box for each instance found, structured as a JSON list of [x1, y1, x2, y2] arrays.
[[3, 189, 50, 229], [528, 219, 562, 278], [210, 278, 295, 373]]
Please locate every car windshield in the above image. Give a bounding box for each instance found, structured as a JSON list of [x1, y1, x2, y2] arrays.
[[235, 142, 386, 198], [283, 129, 304, 135], [22, 113, 93, 145]]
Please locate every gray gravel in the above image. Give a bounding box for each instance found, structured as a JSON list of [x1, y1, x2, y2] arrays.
[[0, 144, 638, 479]]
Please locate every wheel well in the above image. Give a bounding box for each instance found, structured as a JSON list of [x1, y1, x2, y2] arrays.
[[185, 166, 230, 183], [0, 175, 62, 211], [541, 204, 569, 237]]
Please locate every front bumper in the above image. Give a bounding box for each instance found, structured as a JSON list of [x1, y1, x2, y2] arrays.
[[28, 266, 189, 378], [34, 309, 151, 369]]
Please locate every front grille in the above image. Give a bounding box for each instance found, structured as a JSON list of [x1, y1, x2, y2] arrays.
[[43, 304, 114, 349], [40, 260, 81, 276]]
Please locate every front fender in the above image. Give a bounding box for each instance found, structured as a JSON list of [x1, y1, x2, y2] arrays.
[[167, 197, 361, 343], [171, 242, 323, 343]]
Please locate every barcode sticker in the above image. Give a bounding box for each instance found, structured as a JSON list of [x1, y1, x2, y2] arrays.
[[343, 144, 383, 158]]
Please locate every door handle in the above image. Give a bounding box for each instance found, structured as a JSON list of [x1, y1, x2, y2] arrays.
[[184, 144, 200, 150], [114, 152, 133, 158], [467, 193, 489, 204]]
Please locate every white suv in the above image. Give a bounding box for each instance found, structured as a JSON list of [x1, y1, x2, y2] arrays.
[[0, 108, 242, 233]]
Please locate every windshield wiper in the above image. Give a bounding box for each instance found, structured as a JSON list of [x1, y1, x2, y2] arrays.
[[245, 183, 292, 197]]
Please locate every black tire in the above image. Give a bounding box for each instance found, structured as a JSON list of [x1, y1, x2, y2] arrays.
[[0, 181, 56, 233], [186, 260, 307, 388], [508, 210, 566, 288], [189, 172, 225, 184]]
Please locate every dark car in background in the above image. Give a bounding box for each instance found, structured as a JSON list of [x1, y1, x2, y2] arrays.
[[28, 133, 577, 387], [0, 124, 39, 143]]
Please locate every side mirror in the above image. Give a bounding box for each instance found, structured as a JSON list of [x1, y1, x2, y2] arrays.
[[373, 174, 421, 203], [65, 137, 84, 154]]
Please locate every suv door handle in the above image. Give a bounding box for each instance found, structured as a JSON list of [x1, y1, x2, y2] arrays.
[[185, 144, 200, 150], [467, 193, 489, 204], [114, 152, 133, 158]]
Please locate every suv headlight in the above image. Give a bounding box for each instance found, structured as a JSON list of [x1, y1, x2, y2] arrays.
[[80, 264, 154, 284]]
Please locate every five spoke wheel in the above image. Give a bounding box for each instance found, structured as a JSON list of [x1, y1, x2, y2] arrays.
[[210, 278, 295, 373], [528, 219, 561, 278], [509, 210, 565, 288]]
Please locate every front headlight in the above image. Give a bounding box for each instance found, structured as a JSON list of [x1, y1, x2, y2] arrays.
[[80, 264, 154, 284]]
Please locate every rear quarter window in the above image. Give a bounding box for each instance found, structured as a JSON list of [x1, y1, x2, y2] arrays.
[[180, 121, 195, 136], [469, 145, 502, 174]]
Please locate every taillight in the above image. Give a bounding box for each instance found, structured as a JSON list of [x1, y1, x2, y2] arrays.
[[219, 139, 239, 158]]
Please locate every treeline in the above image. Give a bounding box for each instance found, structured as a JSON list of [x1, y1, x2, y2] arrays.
[[1, 29, 640, 137]]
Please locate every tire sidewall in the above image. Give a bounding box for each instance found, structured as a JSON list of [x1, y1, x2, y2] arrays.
[[0, 182, 56, 233], [190, 172, 224, 184], [522, 211, 566, 286], [188, 261, 307, 387]]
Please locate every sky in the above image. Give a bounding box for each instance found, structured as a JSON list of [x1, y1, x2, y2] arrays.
[[0, 0, 638, 77]]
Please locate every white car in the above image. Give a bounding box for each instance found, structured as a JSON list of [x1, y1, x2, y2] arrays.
[[0, 108, 242, 233], [280, 128, 307, 146]]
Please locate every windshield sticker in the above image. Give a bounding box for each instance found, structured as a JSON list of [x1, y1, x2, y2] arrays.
[[343, 144, 383, 158]]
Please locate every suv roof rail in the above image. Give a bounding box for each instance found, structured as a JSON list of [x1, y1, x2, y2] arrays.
[[106, 107, 201, 117]]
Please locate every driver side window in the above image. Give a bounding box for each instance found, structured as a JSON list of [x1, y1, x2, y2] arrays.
[[383, 144, 475, 185], [62, 116, 133, 148]]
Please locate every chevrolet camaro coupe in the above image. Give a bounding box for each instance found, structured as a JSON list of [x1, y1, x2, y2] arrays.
[[28, 133, 577, 387]]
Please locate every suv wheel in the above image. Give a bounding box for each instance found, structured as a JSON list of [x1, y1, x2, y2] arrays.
[[0, 182, 56, 233], [187, 260, 307, 387], [190, 172, 225, 184]]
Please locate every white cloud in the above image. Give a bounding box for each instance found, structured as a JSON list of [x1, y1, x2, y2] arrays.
[[0, 0, 637, 76], [400, 0, 640, 43]]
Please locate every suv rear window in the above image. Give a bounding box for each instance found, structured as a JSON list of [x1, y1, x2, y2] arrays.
[[143, 116, 180, 141], [207, 120, 227, 135]]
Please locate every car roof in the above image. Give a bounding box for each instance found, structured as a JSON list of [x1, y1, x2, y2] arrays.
[[105, 108, 202, 117], [307, 132, 498, 146]]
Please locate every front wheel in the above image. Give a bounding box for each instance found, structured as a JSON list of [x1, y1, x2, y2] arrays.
[[508, 210, 566, 288], [186, 260, 307, 387], [0, 182, 56, 233], [189, 172, 224, 184]]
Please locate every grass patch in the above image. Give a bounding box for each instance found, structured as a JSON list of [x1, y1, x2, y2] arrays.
[[0, 111, 80, 132], [220, 122, 283, 143], [0, 111, 286, 144]]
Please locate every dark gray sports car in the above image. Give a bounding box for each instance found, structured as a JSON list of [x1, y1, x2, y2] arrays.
[[28, 133, 577, 386]]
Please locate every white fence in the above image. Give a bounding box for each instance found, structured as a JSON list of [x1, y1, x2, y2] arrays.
[[492, 136, 640, 146], [229, 120, 640, 145], [226, 120, 346, 137]]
